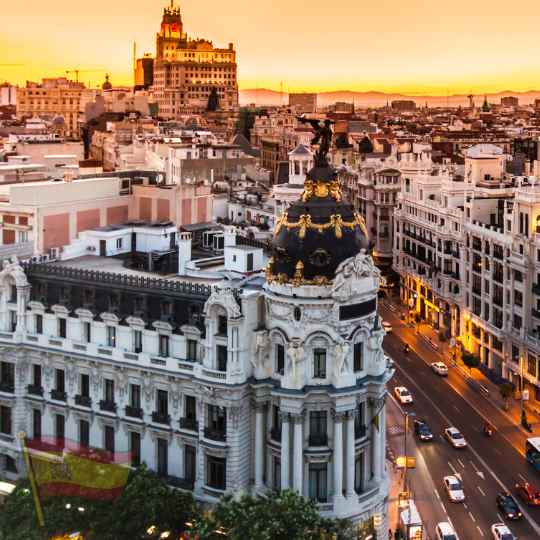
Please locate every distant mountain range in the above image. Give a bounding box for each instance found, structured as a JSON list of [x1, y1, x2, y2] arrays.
[[239, 88, 540, 108]]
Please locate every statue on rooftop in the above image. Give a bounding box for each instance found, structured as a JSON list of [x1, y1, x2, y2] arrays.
[[296, 115, 335, 167]]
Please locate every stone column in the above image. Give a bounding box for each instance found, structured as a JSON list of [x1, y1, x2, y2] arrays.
[[15, 285, 30, 335], [372, 409, 382, 482], [333, 412, 345, 500], [254, 403, 265, 490], [292, 413, 303, 493], [280, 412, 290, 490], [346, 410, 356, 498]]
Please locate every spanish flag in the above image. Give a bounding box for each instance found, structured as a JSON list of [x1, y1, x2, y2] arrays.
[[26, 437, 130, 500]]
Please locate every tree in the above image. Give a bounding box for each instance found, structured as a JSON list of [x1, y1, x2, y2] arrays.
[[0, 466, 199, 540], [190, 490, 353, 540], [207, 87, 220, 112], [462, 352, 480, 374], [499, 382, 514, 411]]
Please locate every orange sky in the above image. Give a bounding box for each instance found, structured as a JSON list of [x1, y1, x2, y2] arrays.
[[2, 0, 540, 95]]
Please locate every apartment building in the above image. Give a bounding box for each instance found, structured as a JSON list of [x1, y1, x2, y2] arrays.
[[394, 142, 540, 402]]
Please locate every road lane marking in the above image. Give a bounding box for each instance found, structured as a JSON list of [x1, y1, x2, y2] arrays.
[[477, 486, 486, 496], [519, 473, 527, 482], [463, 502, 468, 509], [457, 458, 465, 468], [453, 405, 460, 413], [392, 361, 540, 537], [476, 526, 484, 537], [448, 461, 459, 475], [470, 460, 486, 480], [469, 511, 476, 522], [497, 513, 504, 522], [434, 489, 441, 500]]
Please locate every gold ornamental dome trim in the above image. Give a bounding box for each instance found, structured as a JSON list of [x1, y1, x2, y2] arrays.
[[301, 179, 342, 202], [274, 211, 367, 240], [264, 257, 330, 287]]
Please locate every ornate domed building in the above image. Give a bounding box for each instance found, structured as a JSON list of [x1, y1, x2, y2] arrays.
[[254, 121, 393, 535]]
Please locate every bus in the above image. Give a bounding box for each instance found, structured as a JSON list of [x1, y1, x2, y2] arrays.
[[526, 438, 540, 471]]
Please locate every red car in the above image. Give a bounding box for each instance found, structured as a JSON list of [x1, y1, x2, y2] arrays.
[[515, 481, 540, 506]]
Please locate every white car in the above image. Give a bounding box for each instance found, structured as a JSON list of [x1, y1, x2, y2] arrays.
[[436, 521, 459, 540], [444, 427, 467, 448], [491, 523, 516, 540], [382, 321, 392, 333], [394, 386, 413, 404], [431, 361, 448, 376], [443, 475, 465, 502]]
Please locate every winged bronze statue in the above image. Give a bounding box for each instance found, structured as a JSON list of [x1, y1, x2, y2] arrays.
[[296, 116, 335, 167]]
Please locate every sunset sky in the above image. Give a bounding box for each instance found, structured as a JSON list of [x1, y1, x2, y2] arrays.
[[2, 0, 540, 95]]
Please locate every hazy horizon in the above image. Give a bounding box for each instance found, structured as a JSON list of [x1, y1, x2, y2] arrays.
[[2, 0, 540, 94]]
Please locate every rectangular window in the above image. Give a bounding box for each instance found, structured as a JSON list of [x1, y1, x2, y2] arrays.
[[104, 379, 114, 403], [79, 419, 90, 448], [276, 344, 285, 374], [35, 314, 43, 335], [116, 238, 123, 249], [156, 389, 169, 416], [104, 425, 115, 455], [130, 431, 141, 467], [55, 369, 65, 393], [33, 364, 42, 387], [55, 414, 65, 446], [0, 362, 14, 390], [9, 311, 16, 332], [106, 326, 116, 347], [308, 463, 328, 502], [354, 454, 364, 493], [58, 318, 67, 338], [185, 395, 196, 420], [187, 339, 197, 361], [207, 456, 226, 490], [130, 384, 141, 409], [353, 343, 363, 372], [0, 406, 12, 435], [32, 409, 41, 440], [133, 330, 142, 353], [157, 438, 168, 477], [309, 410, 327, 446], [217, 345, 228, 372], [273, 456, 281, 491], [313, 348, 327, 378], [208, 404, 227, 433], [159, 335, 169, 358], [185, 445, 196, 482], [80, 373, 90, 398], [217, 315, 227, 336], [83, 322, 91, 343]]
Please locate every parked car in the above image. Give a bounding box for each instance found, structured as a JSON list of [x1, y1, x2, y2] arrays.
[[496, 492, 522, 520], [435, 521, 459, 540], [443, 475, 465, 502], [491, 523, 516, 540], [414, 419, 433, 441], [431, 361, 448, 376], [515, 480, 540, 505], [394, 386, 413, 404], [444, 427, 467, 448]]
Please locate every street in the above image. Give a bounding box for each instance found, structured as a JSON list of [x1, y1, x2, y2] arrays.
[[382, 300, 540, 540]]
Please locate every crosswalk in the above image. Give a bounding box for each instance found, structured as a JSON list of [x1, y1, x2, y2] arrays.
[[387, 424, 404, 435]]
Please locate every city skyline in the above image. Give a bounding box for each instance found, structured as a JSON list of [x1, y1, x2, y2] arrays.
[[2, 0, 540, 95]]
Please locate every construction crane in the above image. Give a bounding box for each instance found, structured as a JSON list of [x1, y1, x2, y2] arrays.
[[65, 69, 105, 83]]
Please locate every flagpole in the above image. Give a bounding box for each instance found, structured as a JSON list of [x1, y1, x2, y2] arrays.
[[18, 431, 45, 528]]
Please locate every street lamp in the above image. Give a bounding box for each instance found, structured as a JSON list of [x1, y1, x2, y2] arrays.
[[403, 411, 416, 493]]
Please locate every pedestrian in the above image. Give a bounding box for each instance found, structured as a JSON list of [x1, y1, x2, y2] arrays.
[[388, 528, 393, 540]]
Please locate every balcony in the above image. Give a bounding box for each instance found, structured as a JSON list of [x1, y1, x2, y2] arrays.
[[533, 309, 540, 320], [204, 427, 226, 442], [50, 389, 67, 402], [27, 384, 43, 396], [125, 405, 143, 419], [533, 283, 540, 295], [167, 475, 194, 491], [99, 400, 117, 413], [308, 433, 328, 447], [152, 412, 171, 425], [270, 427, 282, 442], [179, 417, 198, 432], [0, 382, 14, 394], [75, 395, 92, 408]]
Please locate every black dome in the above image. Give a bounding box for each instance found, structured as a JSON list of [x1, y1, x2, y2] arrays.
[[267, 165, 369, 286]]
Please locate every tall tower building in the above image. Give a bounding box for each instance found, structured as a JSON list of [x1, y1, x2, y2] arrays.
[[151, 1, 239, 117]]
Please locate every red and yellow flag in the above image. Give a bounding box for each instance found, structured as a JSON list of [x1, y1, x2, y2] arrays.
[[27, 437, 130, 500]]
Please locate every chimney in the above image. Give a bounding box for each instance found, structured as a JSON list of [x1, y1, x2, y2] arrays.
[[178, 232, 192, 276], [223, 225, 236, 248]]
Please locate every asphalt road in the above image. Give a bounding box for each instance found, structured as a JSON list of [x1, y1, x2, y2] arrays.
[[382, 306, 540, 540]]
